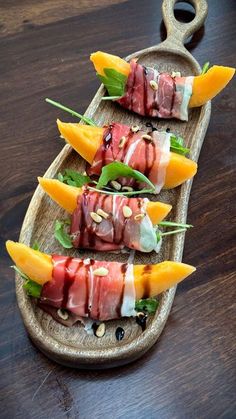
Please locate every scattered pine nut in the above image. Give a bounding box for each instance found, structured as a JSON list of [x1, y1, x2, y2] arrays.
[[122, 186, 133, 192], [95, 323, 106, 338], [119, 136, 127, 148], [97, 208, 109, 219], [111, 180, 122, 190], [123, 206, 133, 218], [93, 267, 109, 276], [90, 212, 102, 223], [131, 125, 140, 133], [57, 309, 69, 320], [142, 134, 152, 141], [134, 213, 145, 221], [149, 80, 158, 90]]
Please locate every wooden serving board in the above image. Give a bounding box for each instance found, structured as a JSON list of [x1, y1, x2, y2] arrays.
[[16, 0, 211, 368]]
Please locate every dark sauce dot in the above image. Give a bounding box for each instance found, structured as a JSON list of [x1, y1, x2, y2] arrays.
[[166, 127, 170, 133], [145, 122, 157, 131], [136, 313, 147, 332], [92, 322, 99, 335], [143, 66, 148, 75], [115, 327, 125, 341]]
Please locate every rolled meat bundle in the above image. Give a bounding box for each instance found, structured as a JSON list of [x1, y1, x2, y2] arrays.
[[38, 178, 173, 253], [90, 51, 235, 121], [6, 241, 196, 322], [57, 121, 198, 190]]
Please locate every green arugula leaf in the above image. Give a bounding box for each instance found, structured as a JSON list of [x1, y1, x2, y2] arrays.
[[170, 135, 190, 156], [158, 228, 187, 238], [32, 241, 40, 251], [45, 98, 96, 126], [98, 68, 127, 98], [11, 266, 42, 298], [23, 280, 42, 298], [96, 161, 155, 191], [201, 62, 210, 75], [135, 298, 159, 315], [159, 221, 193, 228], [54, 219, 73, 249], [88, 186, 154, 196], [58, 169, 91, 188]]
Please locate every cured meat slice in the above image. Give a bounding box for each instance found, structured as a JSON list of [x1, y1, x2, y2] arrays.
[[70, 190, 158, 252], [88, 122, 170, 193], [117, 59, 193, 121], [40, 255, 136, 321]]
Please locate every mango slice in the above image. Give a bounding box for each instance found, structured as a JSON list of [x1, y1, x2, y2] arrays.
[[6, 241, 195, 298], [38, 177, 172, 224], [134, 261, 196, 300], [6, 240, 52, 285], [189, 65, 235, 108], [90, 51, 130, 77]]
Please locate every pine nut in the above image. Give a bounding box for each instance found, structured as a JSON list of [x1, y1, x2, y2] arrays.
[[171, 71, 181, 78], [95, 322, 106, 338], [134, 213, 145, 221], [131, 125, 140, 133], [111, 180, 122, 190], [119, 136, 127, 148], [121, 186, 133, 192], [123, 206, 133, 218], [57, 309, 69, 320], [90, 212, 102, 223], [142, 134, 152, 141], [149, 80, 158, 90], [97, 208, 109, 219], [93, 267, 109, 276]]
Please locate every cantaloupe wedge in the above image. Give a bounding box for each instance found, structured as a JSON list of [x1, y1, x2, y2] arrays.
[[134, 261, 196, 299], [6, 241, 195, 297], [57, 121, 197, 189], [38, 177, 172, 225], [90, 51, 130, 77], [6, 240, 52, 285], [57, 119, 103, 164], [164, 152, 197, 189], [90, 51, 235, 108], [189, 65, 235, 108]]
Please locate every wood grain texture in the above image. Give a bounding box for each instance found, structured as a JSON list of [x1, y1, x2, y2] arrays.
[[0, 0, 235, 417]]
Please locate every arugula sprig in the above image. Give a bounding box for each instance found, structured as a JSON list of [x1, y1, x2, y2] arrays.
[[97, 68, 127, 99], [11, 266, 42, 298], [135, 298, 159, 315], [170, 135, 190, 156], [156, 221, 193, 242], [201, 62, 210, 75], [54, 219, 73, 249], [96, 161, 155, 192], [58, 169, 91, 188], [45, 98, 96, 126]]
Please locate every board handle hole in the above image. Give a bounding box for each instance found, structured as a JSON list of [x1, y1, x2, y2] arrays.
[[174, 1, 196, 23]]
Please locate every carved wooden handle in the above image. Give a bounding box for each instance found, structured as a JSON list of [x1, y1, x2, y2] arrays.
[[162, 0, 208, 45]]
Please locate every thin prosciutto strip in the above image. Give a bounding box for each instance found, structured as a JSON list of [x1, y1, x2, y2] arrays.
[[70, 190, 158, 252], [40, 255, 136, 321], [88, 122, 171, 193], [117, 60, 193, 121]]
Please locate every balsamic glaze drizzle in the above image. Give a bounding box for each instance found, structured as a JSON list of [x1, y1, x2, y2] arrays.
[[115, 327, 125, 341]]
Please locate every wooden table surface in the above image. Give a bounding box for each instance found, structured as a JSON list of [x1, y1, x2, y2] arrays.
[[1, 0, 235, 417]]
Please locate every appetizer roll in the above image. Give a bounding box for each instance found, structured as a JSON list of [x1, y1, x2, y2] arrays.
[[90, 51, 235, 121], [57, 121, 197, 190], [38, 178, 172, 253], [6, 241, 195, 322]]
